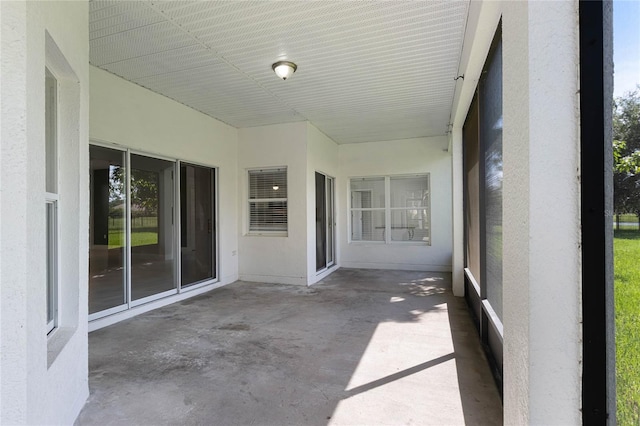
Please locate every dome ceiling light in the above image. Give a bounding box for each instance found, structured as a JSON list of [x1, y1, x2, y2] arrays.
[[272, 61, 297, 80]]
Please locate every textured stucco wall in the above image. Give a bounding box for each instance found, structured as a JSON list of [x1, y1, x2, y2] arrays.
[[449, 129, 464, 296], [0, 1, 90, 424], [502, 1, 582, 423]]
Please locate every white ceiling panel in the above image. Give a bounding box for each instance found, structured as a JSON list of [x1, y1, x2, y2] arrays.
[[90, 0, 470, 144], [101, 45, 218, 80]]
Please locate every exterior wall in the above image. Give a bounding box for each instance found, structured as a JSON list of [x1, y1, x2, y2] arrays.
[[237, 122, 309, 285], [0, 1, 90, 424], [306, 123, 340, 285], [503, 2, 582, 423], [449, 129, 464, 296], [338, 137, 453, 272], [451, 1, 583, 423], [90, 66, 239, 288]]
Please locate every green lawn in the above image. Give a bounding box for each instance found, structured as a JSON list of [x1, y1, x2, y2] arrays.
[[109, 230, 158, 248], [618, 214, 639, 223], [615, 229, 640, 425], [107, 216, 158, 248], [615, 214, 640, 231]]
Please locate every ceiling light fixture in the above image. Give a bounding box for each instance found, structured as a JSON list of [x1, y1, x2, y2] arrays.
[[273, 185, 279, 190], [272, 61, 297, 80]]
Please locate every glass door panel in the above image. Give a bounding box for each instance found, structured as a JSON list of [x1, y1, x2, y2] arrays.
[[180, 163, 215, 287], [89, 146, 127, 314], [130, 154, 176, 301], [316, 173, 336, 271], [316, 172, 327, 271], [327, 177, 335, 266]]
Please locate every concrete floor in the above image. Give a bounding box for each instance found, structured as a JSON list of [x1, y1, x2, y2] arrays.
[[76, 269, 502, 426]]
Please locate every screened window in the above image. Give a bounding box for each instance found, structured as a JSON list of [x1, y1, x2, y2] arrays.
[[350, 177, 385, 241], [350, 175, 430, 244], [390, 175, 430, 242], [248, 168, 288, 233], [45, 67, 58, 334]]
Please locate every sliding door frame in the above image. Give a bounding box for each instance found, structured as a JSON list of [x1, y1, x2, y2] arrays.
[[88, 140, 219, 322], [128, 149, 178, 308], [88, 142, 129, 322], [316, 171, 336, 273], [176, 160, 219, 293]]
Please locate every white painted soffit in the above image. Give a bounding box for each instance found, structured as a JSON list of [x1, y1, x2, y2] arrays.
[[90, 0, 469, 144]]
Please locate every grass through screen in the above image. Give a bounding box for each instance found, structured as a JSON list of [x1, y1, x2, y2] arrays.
[[615, 214, 640, 231], [108, 216, 158, 248], [615, 229, 640, 425]]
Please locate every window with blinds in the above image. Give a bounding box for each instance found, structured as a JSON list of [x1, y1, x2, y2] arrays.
[[350, 174, 430, 244], [248, 167, 288, 234]]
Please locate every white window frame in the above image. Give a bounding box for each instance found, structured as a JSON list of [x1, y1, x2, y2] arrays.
[[247, 167, 288, 236], [45, 67, 59, 335], [350, 177, 385, 243], [349, 174, 431, 245]]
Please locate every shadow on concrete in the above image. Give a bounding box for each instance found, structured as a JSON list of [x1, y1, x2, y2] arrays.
[[343, 352, 455, 398], [76, 268, 502, 426]]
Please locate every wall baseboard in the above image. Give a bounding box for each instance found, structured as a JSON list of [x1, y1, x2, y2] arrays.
[[340, 261, 451, 272], [239, 274, 307, 286]]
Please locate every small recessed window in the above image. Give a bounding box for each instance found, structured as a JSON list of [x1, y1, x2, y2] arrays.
[[248, 168, 288, 234], [45, 67, 58, 334]]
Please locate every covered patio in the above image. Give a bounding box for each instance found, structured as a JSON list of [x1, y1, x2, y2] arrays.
[[0, 0, 613, 423], [76, 269, 502, 425]]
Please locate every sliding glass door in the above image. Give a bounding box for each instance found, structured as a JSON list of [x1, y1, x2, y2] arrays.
[[326, 176, 335, 266], [180, 163, 215, 287], [316, 172, 335, 271], [89, 145, 217, 320], [130, 154, 176, 302], [89, 146, 127, 315]]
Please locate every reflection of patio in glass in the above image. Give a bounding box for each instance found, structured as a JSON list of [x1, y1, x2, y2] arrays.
[[88, 258, 174, 314]]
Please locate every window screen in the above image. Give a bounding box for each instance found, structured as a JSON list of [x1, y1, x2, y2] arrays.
[[390, 175, 430, 242], [350, 177, 385, 241], [350, 175, 430, 244]]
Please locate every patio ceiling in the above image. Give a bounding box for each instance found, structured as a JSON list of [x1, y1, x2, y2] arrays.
[[89, 1, 470, 144]]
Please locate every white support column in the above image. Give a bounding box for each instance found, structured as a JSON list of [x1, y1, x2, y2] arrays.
[[502, 1, 582, 424], [1, 1, 89, 424], [450, 128, 464, 297], [0, 1, 30, 422]]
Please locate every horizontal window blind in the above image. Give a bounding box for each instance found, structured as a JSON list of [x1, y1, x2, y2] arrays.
[[248, 168, 287, 233]]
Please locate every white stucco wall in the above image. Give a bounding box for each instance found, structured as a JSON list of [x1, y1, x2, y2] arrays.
[[0, 1, 89, 424], [449, 129, 464, 296], [306, 123, 340, 285], [237, 122, 309, 285], [90, 66, 239, 286], [338, 137, 453, 272], [503, 2, 582, 423], [451, 1, 583, 423]]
